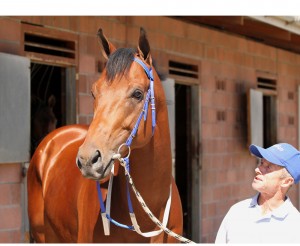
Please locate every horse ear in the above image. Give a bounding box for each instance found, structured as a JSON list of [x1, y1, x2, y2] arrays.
[[48, 95, 56, 108], [97, 28, 116, 60], [138, 27, 152, 66]]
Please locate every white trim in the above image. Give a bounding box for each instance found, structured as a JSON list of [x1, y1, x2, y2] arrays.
[[250, 16, 300, 36]]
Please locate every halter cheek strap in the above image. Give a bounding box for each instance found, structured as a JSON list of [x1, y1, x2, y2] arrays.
[[132, 57, 156, 133], [125, 57, 156, 146]]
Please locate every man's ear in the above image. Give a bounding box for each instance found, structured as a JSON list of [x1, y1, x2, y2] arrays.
[[281, 176, 294, 188]]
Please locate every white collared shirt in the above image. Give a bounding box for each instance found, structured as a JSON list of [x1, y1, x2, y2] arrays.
[[215, 193, 300, 243]]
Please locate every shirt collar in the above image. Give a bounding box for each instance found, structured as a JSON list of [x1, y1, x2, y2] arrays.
[[249, 193, 259, 207], [249, 193, 292, 219], [272, 196, 291, 219]]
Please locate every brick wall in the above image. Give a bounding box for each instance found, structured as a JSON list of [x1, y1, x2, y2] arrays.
[[1, 16, 300, 243], [0, 164, 23, 242]]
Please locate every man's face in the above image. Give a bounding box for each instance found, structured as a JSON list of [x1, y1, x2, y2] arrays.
[[252, 158, 285, 196]]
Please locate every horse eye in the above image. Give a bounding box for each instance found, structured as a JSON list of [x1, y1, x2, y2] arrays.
[[131, 89, 144, 101]]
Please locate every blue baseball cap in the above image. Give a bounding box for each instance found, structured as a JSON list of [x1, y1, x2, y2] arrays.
[[249, 143, 300, 184]]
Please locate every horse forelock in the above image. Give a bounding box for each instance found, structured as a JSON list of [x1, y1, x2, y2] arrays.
[[106, 47, 137, 82]]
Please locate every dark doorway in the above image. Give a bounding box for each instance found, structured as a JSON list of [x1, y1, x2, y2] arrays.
[[26, 62, 75, 241], [175, 83, 192, 239], [31, 63, 67, 127], [30, 63, 66, 156], [263, 95, 277, 148]]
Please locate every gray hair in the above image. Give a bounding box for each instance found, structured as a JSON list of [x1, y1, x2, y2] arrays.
[[280, 168, 294, 191]]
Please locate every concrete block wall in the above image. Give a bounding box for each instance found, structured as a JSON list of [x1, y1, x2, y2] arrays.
[[0, 164, 23, 242], [200, 57, 256, 241], [1, 16, 300, 243]]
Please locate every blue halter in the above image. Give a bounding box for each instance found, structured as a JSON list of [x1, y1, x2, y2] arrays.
[[97, 57, 156, 231], [126, 57, 156, 146]]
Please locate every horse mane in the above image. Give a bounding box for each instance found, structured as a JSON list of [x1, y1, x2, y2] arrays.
[[106, 48, 136, 82], [105, 47, 166, 82]]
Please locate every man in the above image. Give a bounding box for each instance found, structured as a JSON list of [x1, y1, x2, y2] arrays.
[[215, 143, 300, 243]]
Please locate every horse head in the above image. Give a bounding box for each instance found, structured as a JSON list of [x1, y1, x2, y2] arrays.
[[31, 95, 57, 156], [76, 28, 164, 182]]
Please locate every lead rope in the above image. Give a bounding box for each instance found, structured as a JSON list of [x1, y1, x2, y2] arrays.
[[97, 159, 172, 238], [114, 155, 195, 244]]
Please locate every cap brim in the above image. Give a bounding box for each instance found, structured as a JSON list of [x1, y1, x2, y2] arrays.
[[249, 144, 284, 167]]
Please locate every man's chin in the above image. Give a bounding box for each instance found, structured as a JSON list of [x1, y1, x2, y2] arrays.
[[251, 182, 260, 192]]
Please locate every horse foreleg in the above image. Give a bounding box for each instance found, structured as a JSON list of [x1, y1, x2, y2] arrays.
[[77, 180, 100, 243], [43, 214, 63, 243], [27, 163, 45, 243]]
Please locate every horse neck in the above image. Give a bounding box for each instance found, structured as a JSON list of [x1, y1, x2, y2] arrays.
[[120, 103, 172, 198]]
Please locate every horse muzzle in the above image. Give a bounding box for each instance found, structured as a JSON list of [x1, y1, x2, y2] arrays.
[[76, 150, 114, 181]]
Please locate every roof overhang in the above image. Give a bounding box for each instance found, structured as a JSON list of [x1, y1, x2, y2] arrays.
[[174, 16, 300, 54], [250, 16, 300, 36]]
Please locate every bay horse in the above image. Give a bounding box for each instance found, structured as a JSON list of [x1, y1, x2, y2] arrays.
[[30, 95, 57, 156], [27, 27, 185, 243]]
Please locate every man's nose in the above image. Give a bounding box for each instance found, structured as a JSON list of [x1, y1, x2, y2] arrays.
[[255, 167, 262, 175]]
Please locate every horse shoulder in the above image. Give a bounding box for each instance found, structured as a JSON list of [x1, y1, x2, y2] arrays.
[[30, 124, 88, 186], [28, 124, 89, 242]]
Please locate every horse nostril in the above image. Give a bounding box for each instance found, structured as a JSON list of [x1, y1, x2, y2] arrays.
[[77, 157, 82, 169], [91, 150, 101, 165]]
